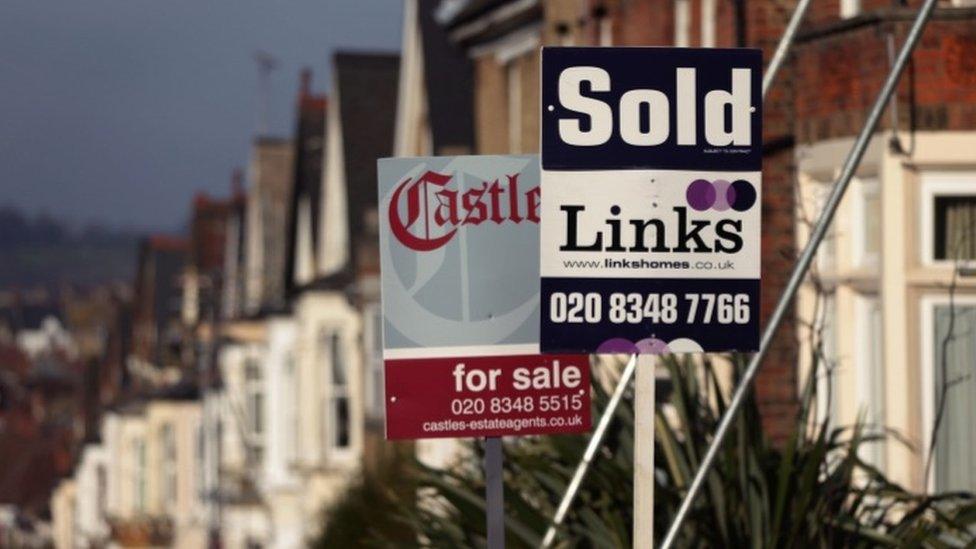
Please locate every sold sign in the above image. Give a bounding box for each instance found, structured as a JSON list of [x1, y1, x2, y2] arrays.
[[539, 47, 763, 355]]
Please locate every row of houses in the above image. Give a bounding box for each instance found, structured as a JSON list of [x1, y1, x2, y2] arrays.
[[46, 0, 975, 546]]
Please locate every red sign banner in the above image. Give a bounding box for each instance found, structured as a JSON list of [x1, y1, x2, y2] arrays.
[[385, 354, 592, 439]]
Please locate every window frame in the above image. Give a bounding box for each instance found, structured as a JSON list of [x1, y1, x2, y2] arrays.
[[598, 16, 613, 46], [244, 356, 265, 438], [243, 352, 265, 464], [840, 0, 861, 18], [133, 437, 146, 512], [814, 290, 839, 427], [852, 176, 881, 269], [812, 179, 838, 275], [919, 293, 976, 491], [363, 304, 385, 419], [160, 422, 178, 506], [674, 0, 691, 47], [854, 293, 885, 470], [919, 171, 976, 268], [319, 327, 355, 464], [700, 0, 716, 47], [283, 351, 299, 463]]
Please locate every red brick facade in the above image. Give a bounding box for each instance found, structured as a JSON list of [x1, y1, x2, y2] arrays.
[[588, 0, 976, 442], [795, 13, 976, 144], [585, 0, 800, 442]]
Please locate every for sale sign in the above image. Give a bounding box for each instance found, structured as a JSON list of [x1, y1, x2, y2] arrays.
[[378, 155, 591, 439], [540, 47, 762, 354]]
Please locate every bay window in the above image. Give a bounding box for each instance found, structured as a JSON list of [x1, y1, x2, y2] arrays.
[[922, 297, 976, 492]]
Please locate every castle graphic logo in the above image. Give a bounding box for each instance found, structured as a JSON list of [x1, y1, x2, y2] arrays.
[[388, 169, 540, 252]]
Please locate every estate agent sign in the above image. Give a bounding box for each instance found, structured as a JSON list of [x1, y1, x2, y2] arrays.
[[540, 47, 763, 354], [379, 155, 591, 439]]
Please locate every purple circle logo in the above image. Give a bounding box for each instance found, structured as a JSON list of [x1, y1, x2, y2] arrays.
[[686, 179, 715, 210], [686, 179, 756, 212]]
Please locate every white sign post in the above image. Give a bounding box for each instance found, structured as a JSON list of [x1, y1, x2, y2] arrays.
[[634, 355, 656, 546], [539, 47, 763, 547]]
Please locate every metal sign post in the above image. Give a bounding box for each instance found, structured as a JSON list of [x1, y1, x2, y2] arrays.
[[485, 437, 505, 549], [659, 0, 940, 543]]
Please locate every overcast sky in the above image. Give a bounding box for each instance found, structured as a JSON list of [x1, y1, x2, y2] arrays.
[[0, 0, 403, 232]]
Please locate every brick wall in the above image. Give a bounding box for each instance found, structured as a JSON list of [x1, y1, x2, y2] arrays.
[[597, 0, 801, 442], [460, 0, 976, 444], [795, 13, 976, 144]]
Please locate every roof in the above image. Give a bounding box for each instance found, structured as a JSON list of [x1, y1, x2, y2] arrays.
[[144, 379, 200, 401], [334, 52, 400, 281], [25, 354, 78, 389], [420, 0, 475, 152], [285, 69, 328, 297], [437, 0, 542, 46], [0, 302, 62, 333], [436, 0, 510, 25]]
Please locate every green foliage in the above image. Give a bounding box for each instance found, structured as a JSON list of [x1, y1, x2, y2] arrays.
[[309, 443, 417, 548], [327, 355, 976, 547]]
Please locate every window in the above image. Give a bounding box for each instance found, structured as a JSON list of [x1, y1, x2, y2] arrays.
[[134, 438, 146, 512], [701, 0, 716, 47], [934, 196, 976, 262], [598, 16, 613, 46], [813, 181, 837, 274], [284, 352, 298, 461], [161, 423, 178, 505], [921, 172, 976, 265], [923, 301, 976, 492], [855, 295, 885, 470], [840, 0, 861, 18], [96, 464, 107, 515], [320, 330, 351, 456], [507, 60, 522, 153], [244, 356, 264, 464], [330, 333, 350, 449], [364, 306, 385, 418], [815, 291, 839, 426], [853, 177, 880, 268], [674, 0, 690, 47], [245, 358, 264, 436], [195, 424, 205, 500]]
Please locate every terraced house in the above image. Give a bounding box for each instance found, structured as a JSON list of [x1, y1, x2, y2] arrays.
[[45, 1, 976, 547]]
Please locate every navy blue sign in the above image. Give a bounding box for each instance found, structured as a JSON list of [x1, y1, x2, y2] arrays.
[[540, 279, 760, 353], [540, 47, 762, 355], [541, 47, 762, 172]]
